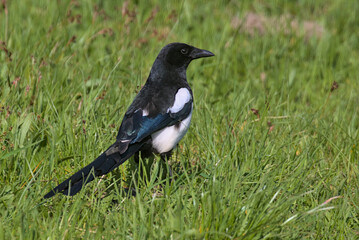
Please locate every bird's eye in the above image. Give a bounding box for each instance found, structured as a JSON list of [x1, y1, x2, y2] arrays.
[[181, 48, 189, 55]]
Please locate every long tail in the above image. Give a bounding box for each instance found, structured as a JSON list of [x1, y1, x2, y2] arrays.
[[44, 142, 143, 199]]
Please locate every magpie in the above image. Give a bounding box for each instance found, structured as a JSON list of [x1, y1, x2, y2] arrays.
[[44, 43, 214, 198]]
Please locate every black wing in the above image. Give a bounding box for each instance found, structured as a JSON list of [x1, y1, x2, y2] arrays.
[[114, 99, 193, 154]]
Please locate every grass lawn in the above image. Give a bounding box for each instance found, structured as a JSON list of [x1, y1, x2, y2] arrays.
[[1, 0, 358, 239]]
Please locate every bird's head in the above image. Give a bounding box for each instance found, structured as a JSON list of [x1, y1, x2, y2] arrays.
[[157, 42, 214, 70]]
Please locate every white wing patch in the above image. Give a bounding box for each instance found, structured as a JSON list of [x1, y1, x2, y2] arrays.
[[168, 88, 191, 113], [142, 109, 149, 116], [151, 106, 193, 154]]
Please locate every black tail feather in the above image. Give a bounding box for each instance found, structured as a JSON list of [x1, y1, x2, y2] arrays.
[[44, 142, 143, 199]]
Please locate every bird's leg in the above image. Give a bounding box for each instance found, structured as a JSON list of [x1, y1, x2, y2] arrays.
[[160, 151, 173, 179], [134, 152, 140, 164]]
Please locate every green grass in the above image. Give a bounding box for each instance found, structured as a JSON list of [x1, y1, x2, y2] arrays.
[[1, 0, 359, 239]]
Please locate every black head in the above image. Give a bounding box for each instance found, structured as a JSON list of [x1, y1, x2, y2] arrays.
[[156, 43, 214, 69]]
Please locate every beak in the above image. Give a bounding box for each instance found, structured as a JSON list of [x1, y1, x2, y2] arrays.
[[190, 48, 215, 59]]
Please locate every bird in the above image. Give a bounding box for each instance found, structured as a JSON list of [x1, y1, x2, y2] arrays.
[[44, 42, 214, 199]]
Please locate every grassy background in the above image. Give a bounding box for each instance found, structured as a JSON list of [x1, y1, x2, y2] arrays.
[[1, 0, 359, 239]]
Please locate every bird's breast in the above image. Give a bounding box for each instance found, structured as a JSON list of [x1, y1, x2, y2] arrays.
[[151, 107, 192, 154]]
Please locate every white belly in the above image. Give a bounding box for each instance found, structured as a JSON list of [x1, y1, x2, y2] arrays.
[[151, 110, 192, 153]]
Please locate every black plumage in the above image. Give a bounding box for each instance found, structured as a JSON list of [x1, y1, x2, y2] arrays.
[[44, 43, 214, 198]]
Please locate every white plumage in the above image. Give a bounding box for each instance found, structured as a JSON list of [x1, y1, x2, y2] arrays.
[[151, 88, 192, 153], [168, 88, 192, 113]]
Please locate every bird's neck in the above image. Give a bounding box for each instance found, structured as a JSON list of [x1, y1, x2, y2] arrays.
[[148, 58, 187, 84]]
